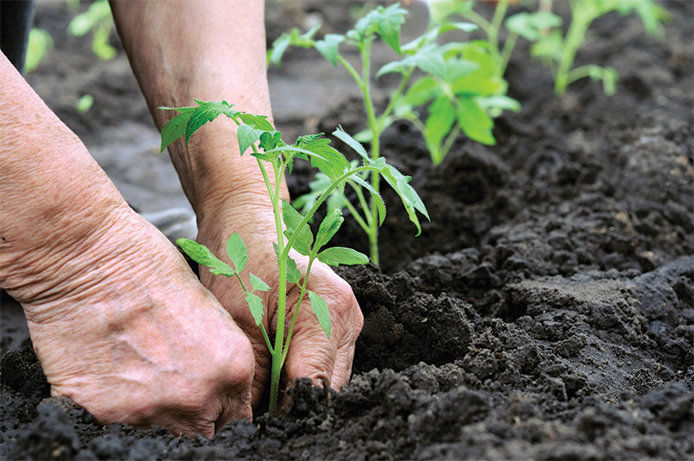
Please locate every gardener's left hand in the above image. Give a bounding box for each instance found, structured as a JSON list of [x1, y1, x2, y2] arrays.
[[195, 192, 364, 406]]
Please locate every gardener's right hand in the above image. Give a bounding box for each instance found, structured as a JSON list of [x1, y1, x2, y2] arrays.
[[3, 190, 255, 437]]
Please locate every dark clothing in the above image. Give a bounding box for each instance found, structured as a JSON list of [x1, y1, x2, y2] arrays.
[[1, 0, 36, 72]]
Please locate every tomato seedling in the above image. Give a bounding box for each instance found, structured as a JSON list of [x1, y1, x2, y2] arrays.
[[270, 3, 516, 263], [159, 100, 427, 415], [534, 0, 668, 95]]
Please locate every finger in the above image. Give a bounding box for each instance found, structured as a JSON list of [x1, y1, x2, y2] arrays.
[[330, 337, 357, 390]]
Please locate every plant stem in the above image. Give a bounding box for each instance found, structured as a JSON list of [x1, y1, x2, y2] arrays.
[[280, 255, 315, 366], [360, 39, 381, 266], [488, 0, 509, 71], [555, 2, 592, 94], [498, 32, 518, 77]]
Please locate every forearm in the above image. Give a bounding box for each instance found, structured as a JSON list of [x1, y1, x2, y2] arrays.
[[0, 53, 127, 299], [110, 0, 286, 219]]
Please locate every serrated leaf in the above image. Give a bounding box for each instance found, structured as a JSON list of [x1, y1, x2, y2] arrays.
[[176, 238, 236, 276], [239, 113, 275, 131], [308, 291, 331, 338], [160, 109, 195, 152], [286, 255, 301, 284], [456, 97, 495, 145], [269, 32, 292, 66], [315, 34, 344, 66], [226, 233, 248, 272], [245, 293, 265, 326], [273, 243, 302, 284], [259, 131, 282, 151], [318, 247, 369, 266], [332, 127, 370, 161], [315, 209, 344, 250], [506, 12, 562, 42], [185, 100, 238, 144], [282, 199, 313, 255], [237, 124, 261, 155], [296, 136, 350, 180], [380, 165, 429, 236], [424, 97, 456, 162], [402, 77, 440, 107], [348, 175, 386, 225], [250, 273, 270, 292]]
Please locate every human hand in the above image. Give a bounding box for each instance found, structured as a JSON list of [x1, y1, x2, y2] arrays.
[[10, 203, 255, 437], [196, 192, 364, 406]]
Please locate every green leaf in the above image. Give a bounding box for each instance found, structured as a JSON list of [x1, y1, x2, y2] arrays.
[[185, 100, 238, 144], [428, 0, 474, 24], [160, 109, 195, 152], [273, 243, 302, 284], [315, 34, 344, 66], [269, 32, 292, 66], [239, 113, 275, 131], [350, 3, 407, 53], [348, 175, 386, 225], [25, 28, 53, 73], [176, 238, 236, 276], [226, 233, 248, 273], [476, 95, 521, 118], [282, 199, 314, 256], [402, 77, 440, 107], [259, 131, 282, 151], [315, 209, 344, 250], [332, 127, 369, 162], [296, 136, 351, 180], [424, 97, 456, 162], [318, 247, 369, 266], [237, 124, 261, 155], [456, 97, 495, 145], [308, 291, 331, 338], [380, 165, 429, 236], [506, 12, 562, 42], [250, 273, 270, 292], [286, 256, 302, 284], [245, 293, 265, 326]]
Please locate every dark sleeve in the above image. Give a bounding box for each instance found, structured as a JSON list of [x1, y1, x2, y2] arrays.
[[1, 0, 36, 73]]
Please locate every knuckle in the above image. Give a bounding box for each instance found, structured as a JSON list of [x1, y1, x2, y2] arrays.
[[218, 332, 255, 387], [328, 279, 358, 317]]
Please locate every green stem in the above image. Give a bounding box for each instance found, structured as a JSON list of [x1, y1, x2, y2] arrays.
[[379, 68, 414, 125], [555, 2, 592, 94], [343, 197, 371, 234], [280, 255, 315, 366], [359, 39, 381, 266], [349, 179, 373, 227], [498, 32, 518, 77], [565, 64, 598, 85], [438, 126, 460, 165], [233, 272, 273, 353]]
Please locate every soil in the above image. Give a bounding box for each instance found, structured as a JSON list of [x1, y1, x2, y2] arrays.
[[1, 1, 693, 460]]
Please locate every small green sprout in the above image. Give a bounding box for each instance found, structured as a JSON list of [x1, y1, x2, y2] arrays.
[[25, 28, 53, 73], [528, 0, 669, 95], [159, 100, 427, 415], [67, 0, 117, 61], [270, 2, 515, 262]]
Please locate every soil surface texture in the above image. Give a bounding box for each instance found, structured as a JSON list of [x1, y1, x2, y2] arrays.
[[1, 1, 693, 460]]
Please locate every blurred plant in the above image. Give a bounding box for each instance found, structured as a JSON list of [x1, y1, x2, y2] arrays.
[[529, 0, 670, 95], [25, 28, 53, 73], [75, 94, 94, 114], [67, 0, 117, 61]]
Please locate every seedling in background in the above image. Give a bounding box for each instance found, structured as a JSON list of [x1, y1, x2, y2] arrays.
[[67, 0, 117, 61], [159, 100, 427, 416], [270, 3, 516, 262], [528, 0, 669, 95]]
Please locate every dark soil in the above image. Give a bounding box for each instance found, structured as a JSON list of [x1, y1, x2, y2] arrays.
[[2, 1, 693, 459]]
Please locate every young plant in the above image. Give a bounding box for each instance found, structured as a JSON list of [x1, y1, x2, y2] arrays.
[[159, 100, 428, 415], [270, 3, 516, 262], [429, 0, 561, 79], [67, 0, 117, 61], [527, 0, 669, 95]]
